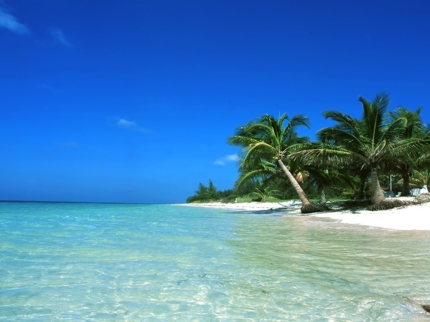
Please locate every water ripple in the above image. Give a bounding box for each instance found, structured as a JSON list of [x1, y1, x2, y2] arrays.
[[0, 202, 430, 320]]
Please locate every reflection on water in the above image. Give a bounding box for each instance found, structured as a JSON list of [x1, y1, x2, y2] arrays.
[[0, 202, 429, 321]]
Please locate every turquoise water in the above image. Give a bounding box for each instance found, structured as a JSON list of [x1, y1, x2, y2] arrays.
[[1, 202, 430, 321]]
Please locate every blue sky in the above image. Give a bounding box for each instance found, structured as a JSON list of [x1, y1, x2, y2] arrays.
[[1, 0, 429, 203]]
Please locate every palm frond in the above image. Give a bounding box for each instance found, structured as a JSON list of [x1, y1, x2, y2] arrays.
[[235, 168, 271, 191], [289, 144, 356, 167]]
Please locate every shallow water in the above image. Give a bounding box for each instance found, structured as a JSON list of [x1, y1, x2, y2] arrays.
[[0, 202, 429, 321]]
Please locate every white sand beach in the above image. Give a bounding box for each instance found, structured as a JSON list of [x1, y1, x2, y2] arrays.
[[178, 197, 430, 231], [313, 202, 430, 231]]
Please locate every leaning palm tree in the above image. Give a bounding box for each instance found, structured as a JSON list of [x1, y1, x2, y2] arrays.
[[228, 114, 325, 213], [316, 94, 430, 204], [234, 155, 306, 200]]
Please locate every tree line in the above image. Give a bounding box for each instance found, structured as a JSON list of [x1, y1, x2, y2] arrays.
[[187, 94, 430, 213]]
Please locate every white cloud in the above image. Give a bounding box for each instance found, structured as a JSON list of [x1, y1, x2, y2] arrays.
[[117, 118, 136, 128], [214, 154, 240, 166], [49, 27, 72, 47], [0, 7, 29, 34], [116, 118, 148, 133]]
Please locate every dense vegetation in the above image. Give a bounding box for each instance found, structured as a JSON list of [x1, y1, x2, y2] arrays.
[[187, 94, 430, 213], [186, 180, 234, 203]]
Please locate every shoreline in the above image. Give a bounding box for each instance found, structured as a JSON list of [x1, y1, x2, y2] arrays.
[[177, 198, 430, 231]]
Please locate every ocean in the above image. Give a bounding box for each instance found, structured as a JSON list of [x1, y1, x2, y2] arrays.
[[1, 201, 429, 321]]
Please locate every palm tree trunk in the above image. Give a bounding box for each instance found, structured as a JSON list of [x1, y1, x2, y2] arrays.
[[277, 159, 311, 206], [401, 172, 411, 196], [319, 187, 326, 204], [370, 167, 385, 204]]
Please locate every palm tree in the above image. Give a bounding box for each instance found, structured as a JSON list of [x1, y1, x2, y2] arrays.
[[234, 156, 305, 199], [228, 114, 325, 213], [386, 106, 428, 196], [303, 166, 354, 204], [249, 186, 282, 202], [315, 94, 430, 204], [410, 168, 430, 188]]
